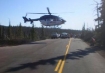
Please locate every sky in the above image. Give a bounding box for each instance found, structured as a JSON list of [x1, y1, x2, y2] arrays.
[[0, 0, 101, 30]]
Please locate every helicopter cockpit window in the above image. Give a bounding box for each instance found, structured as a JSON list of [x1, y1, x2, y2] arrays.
[[44, 18, 58, 22], [46, 18, 54, 21], [59, 18, 62, 21]]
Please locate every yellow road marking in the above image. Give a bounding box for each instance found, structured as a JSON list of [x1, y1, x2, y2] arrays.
[[65, 47, 69, 55], [58, 60, 65, 73], [54, 59, 62, 71], [54, 38, 72, 73], [58, 38, 72, 73], [66, 45, 68, 48]]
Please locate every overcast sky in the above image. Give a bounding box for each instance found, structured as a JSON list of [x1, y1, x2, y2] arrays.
[[0, 0, 101, 30]]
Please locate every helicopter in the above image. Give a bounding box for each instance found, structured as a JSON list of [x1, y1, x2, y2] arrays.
[[22, 7, 66, 26]]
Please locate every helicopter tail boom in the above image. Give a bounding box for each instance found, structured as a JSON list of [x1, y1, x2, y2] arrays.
[[23, 16, 39, 24], [29, 18, 39, 24]]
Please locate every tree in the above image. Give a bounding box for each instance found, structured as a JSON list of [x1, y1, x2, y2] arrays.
[[81, 23, 94, 42], [18, 23, 23, 39], [0, 24, 2, 39], [30, 23, 36, 40], [81, 23, 85, 39], [7, 20, 12, 39], [100, 0, 105, 45], [41, 25, 45, 39], [95, 0, 105, 46], [2, 26, 5, 39]]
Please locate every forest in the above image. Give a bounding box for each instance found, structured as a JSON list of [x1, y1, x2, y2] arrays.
[[0, 22, 81, 46], [81, 0, 105, 47]]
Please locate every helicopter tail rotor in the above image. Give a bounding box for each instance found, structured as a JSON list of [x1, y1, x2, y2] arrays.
[[23, 17, 28, 23]]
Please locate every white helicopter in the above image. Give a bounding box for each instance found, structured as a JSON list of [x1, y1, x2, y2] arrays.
[[22, 7, 66, 26]]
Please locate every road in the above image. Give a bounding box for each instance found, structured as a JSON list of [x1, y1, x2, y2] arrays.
[[0, 38, 105, 73]]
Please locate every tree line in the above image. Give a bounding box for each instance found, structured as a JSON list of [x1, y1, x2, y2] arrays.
[[0, 23, 37, 41], [81, 0, 105, 47], [0, 22, 81, 45], [0, 22, 39, 45]]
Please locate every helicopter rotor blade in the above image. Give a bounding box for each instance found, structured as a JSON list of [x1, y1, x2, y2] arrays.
[[47, 7, 51, 15], [54, 12, 74, 14], [25, 11, 74, 16], [27, 13, 49, 14]]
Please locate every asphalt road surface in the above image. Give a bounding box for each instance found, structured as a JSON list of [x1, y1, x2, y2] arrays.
[[0, 38, 105, 73]]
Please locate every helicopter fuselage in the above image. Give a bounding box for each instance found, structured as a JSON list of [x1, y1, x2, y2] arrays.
[[39, 15, 66, 26], [23, 7, 66, 26]]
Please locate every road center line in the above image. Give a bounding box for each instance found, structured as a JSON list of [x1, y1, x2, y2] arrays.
[[58, 60, 65, 73], [58, 38, 72, 73], [54, 59, 62, 71], [66, 45, 68, 48], [55, 44, 69, 72]]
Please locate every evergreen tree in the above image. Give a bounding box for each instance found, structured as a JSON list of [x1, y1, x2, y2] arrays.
[[15, 25, 19, 39], [18, 23, 23, 39], [31, 23, 36, 40], [29, 33, 31, 40], [101, 0, 105, 45], [95, 0, 105, 46], [2, 26, 5, 39], [81, 23, 85, 38], [0, 24, 2, 39], [23, 32, 26, 39], [8, 20, 12, 39], [41, 25, 45, 39]]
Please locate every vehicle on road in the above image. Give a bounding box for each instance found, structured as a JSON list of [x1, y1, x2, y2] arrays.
[[60, 32, 70, 39], [51, 33, 60, 39]]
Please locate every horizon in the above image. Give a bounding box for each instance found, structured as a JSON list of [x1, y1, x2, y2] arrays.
[[0, 24, 82, 31]]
